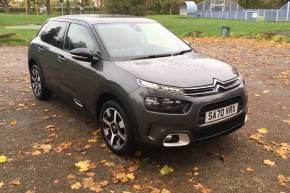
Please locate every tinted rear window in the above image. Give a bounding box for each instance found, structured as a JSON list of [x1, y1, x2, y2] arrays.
[[40, 20, 68, 49]]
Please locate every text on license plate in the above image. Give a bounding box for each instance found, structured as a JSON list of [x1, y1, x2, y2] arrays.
[[205, 103, 239, 124]]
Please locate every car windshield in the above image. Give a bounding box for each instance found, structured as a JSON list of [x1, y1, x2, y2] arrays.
[[94, 22, 191, 60]]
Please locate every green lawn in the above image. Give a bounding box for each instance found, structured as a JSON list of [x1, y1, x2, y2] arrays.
[[0, 13, 290, 46], [149, 15, 290, 37]]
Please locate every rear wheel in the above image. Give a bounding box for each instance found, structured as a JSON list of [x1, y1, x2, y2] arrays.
[[99, 100, 135, 155], [30, 65, 51, 100]]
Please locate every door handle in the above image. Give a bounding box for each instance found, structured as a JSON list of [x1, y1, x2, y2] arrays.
[[57, 54, 66, 62], [38, 46, 45, 53]]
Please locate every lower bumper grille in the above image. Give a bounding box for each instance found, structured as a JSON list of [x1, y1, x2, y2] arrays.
[[194, 114, 244, 141]]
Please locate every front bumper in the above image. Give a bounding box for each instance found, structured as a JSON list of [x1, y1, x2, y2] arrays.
[[129, 83, 248, 147]]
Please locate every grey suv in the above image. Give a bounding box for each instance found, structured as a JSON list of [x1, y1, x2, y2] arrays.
[[28, 15, 248, 155]]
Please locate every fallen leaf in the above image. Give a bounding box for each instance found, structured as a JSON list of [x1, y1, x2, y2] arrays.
[[82, 177, 95, 189], [0, 155, 7, 163], [161, 188, 171, 193], [71, 182, 82, 190], [282, 119, 290, 126], [88, 138, 97, 143], [86, 172, 96, 177], [262, 90, 270, 94], [194, 183, 211, 193], [9, 120, 17, 126], [9, 179, 21, 186], [99, 181, 108, 189], [264, 159, 275, 166], [133, 184, 141, 190], [160, 165, 174, 176], [258, 128, 268, 134], [277, 175, 289, 186], [245, 167, 254, 173], [0, 182, 4, 188], [66, 174, 76, 180], [75, 160, 91, 172]]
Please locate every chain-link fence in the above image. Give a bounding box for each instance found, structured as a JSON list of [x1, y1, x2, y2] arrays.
[[264, 2, 290, 21], [194, 1, 290, 22]]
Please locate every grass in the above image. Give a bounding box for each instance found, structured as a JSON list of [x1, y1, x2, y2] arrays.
[[0, 13, 290, 46], [148, 15, 290, 37], [0, 13, 50, 26]]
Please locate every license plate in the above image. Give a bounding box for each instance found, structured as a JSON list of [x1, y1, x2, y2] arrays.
[[205, 103, 238, 124]]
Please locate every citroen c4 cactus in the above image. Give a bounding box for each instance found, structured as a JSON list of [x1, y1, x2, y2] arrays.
[[28, 15, 248, 155]]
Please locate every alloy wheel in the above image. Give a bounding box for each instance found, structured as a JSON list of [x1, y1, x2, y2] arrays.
[[31, 68, 42, 97], [101, 107, 127, 150]]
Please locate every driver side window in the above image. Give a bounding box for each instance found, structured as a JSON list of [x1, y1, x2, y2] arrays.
[[64, 23, 95, 51]]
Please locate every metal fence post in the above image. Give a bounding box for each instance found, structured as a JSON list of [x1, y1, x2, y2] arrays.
[[287, 2, 290, 21], [275, 10, 279, 22]]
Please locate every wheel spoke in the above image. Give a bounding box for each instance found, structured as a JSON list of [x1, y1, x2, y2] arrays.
[[117, 131, 126, 141], [105, 109, 111, 118], [102, 117, 111, 127], [110, 134, 115, 146], [113, 110, 117, 123]]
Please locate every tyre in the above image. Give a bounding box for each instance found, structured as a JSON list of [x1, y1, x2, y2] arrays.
[[99, 100, 136, 155], [30, 65, 51, 100]]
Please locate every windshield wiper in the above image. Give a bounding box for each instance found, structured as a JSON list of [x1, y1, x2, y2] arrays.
[[173, 49, 192, 56], [132, 53, 172, 60]]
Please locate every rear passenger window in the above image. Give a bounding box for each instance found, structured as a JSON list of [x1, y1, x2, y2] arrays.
[[64, 23, 95, 51], [40, 21, 68, 49]]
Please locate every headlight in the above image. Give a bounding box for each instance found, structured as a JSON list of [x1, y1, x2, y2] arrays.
[[144, 97, 191, 114], [137, 79, 184, 95]]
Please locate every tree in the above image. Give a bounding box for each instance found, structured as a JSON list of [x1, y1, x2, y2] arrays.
[[0, 0, 11, 12], [46, 0, 51, 15], [104, 0, 147, 16]]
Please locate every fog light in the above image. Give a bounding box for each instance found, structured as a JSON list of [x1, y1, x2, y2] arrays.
[[144, 97, 190, 114], [164, 135, 179, 143]]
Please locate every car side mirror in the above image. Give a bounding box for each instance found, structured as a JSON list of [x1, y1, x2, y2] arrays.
[[70, 48, 99, 63]]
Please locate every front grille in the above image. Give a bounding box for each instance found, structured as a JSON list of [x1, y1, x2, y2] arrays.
[[194, 114, 244, 141], [183, 78, 240, 97], [198, 96, 243, 125]]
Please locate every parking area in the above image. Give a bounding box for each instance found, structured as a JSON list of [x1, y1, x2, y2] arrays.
[[0, 38, 290, 193]]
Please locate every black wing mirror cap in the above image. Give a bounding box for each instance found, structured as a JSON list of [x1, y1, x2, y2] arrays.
[[70, 48, 95, 62]]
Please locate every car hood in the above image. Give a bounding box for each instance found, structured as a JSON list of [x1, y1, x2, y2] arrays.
[[115, 53, 239, 88]]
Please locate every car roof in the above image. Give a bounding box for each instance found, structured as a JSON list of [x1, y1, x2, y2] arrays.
[[51, 14, 156, 24]]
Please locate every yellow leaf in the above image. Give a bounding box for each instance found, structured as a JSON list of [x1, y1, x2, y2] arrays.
[[161, 188, 171, 193], [160, 165, 174, 176], [126, 173, 135, 181], [0, 182, 4, 188], [264, 160, 275, 166], [246, 167, 254, 173], [262, 90, 270, 94], [282, 119, 290, 126], [9, 120, 17, 126], [0, 155, 7, 163], [71, 182, 82, 190], [258, 128, 268, 134], [277, 175, 289, 186], [75, 160, 91, 172], [88, 138, 97, 143]]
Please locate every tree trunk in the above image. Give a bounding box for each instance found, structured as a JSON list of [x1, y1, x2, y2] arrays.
[[169, 5, 173, 15], [46, 0, 50, 15], [3, 0, 10, 13], [66, 0, 70, 15], [26, 0, 32, 14]]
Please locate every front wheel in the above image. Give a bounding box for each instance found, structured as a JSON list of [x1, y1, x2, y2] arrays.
[[99, 100, 136, 155], [30, 65, 51, 100]]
